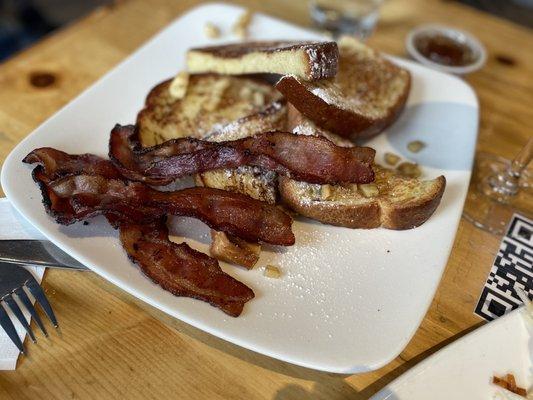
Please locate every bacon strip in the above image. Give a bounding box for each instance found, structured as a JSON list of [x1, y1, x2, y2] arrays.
[[23, 149, 260, 316], [24, 150, 295, 245], [23, 148, 122, 181], [109, 124, 375, 186], [119, 220, 254, 317]]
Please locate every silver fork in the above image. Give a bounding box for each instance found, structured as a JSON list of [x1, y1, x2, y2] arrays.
[[0, 261, 58, 354]]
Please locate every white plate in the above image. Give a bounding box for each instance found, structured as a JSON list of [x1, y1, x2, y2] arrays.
[[371, 307, 532, 399], [0, 3, 479, 373]]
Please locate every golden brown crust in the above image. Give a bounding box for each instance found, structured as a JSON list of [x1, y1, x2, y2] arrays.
[[137, 74, 282, 146], [275, 39, 411, 140], [381, 176, 446, 230], [279, 173, 446, 230], [187, 41, 339, 80], [279, 176, 381, 228]]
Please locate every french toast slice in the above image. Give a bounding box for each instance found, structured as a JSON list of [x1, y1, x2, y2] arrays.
[[280, 107, 445, 230], [195, 100, 287, 204], [276, 36, 411, 140], [279, 165, 445, 230], [137, 74, 283, 146], [187, 41, 339, 80]]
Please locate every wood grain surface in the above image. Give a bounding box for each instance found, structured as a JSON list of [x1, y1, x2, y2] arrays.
[[0, 0, 532, 398]]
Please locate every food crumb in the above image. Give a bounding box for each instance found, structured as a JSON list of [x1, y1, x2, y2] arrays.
[[233, 10, 253, 39], [204, 22, 221, 39], [384, 152, 400, 165], [397, 162, 421, 178], [264, 265, 281, 279], [407, 140, 426, 153]]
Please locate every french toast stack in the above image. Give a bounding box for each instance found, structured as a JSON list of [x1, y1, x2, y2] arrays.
[[136, 37, 445, 267]]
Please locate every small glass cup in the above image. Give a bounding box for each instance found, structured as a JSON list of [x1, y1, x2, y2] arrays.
[[463, 138, 533, 235], [310, 0, 384, 39]]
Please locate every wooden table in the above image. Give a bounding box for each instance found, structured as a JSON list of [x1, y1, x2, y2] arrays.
[[0, 0, 531, 398]]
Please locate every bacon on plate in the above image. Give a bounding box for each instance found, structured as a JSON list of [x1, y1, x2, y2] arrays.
[[109, 124, 375, 186], [24, 149, 294, 245], [120, 220, 254, 317]]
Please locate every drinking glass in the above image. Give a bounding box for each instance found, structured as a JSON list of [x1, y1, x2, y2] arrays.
[[463, 138, 533, 235], [309, 0, 384, 39]]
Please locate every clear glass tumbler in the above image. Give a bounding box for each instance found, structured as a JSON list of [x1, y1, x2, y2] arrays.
[[310, 0, 384, 39]]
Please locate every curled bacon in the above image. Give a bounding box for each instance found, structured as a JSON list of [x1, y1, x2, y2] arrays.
[[119, 220, 254, 317], [23, 148, 122, 181], [109, 124, 375, 186], [24, 149, 295, 245]]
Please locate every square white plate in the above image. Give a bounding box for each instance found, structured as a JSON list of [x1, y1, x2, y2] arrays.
[[371, 307, 532, 399], [0, 3, 479, 373]]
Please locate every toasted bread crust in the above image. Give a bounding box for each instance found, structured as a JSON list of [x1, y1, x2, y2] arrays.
[[279, 177, 382, 228], [137, 74, 282, 146], [275, 38, 411, 139], [277, 75, 411, 139], [279, 174, 445, 230], [187, 41, 339, 80], [381, 176, 446, 229]]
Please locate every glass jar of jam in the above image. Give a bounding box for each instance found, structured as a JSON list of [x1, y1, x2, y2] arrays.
[[414, 33, 475, 67], [406, 25, 486, 74]]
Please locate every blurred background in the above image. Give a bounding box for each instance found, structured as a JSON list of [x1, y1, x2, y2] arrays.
[[0, 0, 532, 62]]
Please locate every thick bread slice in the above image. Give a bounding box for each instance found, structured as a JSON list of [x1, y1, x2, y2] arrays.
[[279, 166, 445, 230], [187, 41, 339, 81], [137, 74, 282, 146], [276, 36, 411, 139], [195, 101, 287, 204], [281, 106, 445, 229]]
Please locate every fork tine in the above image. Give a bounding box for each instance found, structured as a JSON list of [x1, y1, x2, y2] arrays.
[[0, 302, 24, 354], [3, 294, 36, 343], [14, 287, 48, 337], [25, 279, 58, 328]]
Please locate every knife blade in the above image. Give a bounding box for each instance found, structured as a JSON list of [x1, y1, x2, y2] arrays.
[[0, 240, 88, 271]]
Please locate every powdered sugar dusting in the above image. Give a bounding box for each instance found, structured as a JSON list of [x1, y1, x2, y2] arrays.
[[305, 43, 338, 80], [283, 39, 410, 119]]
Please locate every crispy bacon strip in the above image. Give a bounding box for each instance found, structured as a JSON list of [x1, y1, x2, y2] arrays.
[[23, 148, 122, 181], [109, 124, 375, 186], [119, 220, 254, 317], [24, 150, 295, 245], [24, 149, 259, 316]]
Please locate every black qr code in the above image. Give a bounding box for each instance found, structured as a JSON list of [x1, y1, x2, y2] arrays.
[[475, 214, 533, 321]]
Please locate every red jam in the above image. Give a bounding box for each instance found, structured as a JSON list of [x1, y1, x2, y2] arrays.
[[414, 33, 475, 67]]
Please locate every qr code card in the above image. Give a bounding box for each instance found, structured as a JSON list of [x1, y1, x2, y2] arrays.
[[475, 213, 533, 321]]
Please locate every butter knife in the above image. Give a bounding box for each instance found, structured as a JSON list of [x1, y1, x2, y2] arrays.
[[0, 240, 88, 271]]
